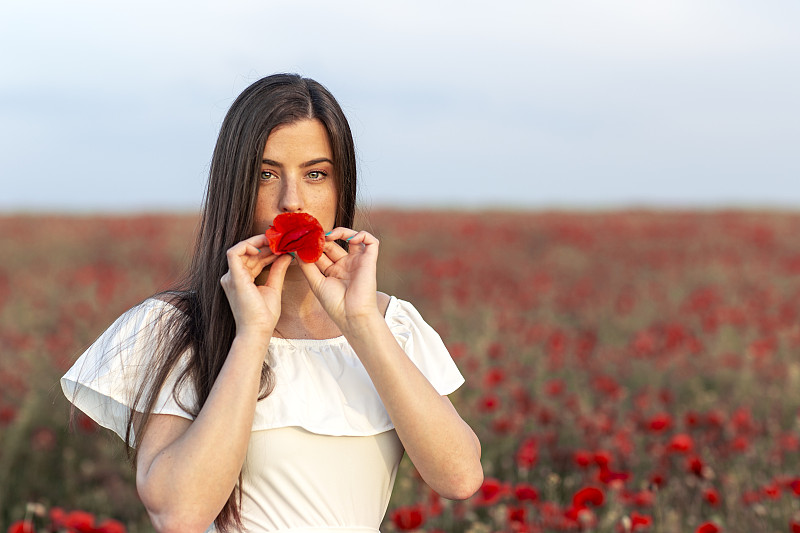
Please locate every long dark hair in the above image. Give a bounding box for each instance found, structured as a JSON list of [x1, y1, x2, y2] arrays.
[[128, 74, 358, 531]]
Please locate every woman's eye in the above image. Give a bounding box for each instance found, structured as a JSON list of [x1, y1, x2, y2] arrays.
[[260, 171, 276, 181], [307, 170, 327, 181]]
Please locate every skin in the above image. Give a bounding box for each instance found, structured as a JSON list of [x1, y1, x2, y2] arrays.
[[134, 119, 483, 533]]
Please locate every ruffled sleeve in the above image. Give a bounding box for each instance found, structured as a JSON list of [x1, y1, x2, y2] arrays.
[[385, 297, 465, 396], [60, 299, 196, 445]]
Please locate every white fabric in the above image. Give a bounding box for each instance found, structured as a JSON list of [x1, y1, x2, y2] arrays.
[[61, 295, 464, 532]]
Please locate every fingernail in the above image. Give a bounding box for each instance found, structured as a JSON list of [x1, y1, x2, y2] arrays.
[[288, 252, 297, 258], [325, 231, 333, 236], [346, 235, 355, 242], [255, 248, 261, 253]]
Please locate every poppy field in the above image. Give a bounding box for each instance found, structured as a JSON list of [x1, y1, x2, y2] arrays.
[[2, 210, 800, 533]]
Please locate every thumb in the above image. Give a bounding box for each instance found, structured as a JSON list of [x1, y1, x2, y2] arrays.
[[296, 255, 327, 295], [264, 254, 293, 292]]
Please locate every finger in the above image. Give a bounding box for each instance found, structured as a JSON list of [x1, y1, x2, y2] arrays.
[[315, 241, 347, 274], [295, 255, 327, 294], [264, 254, 292, 292], [325, 227, 358, 242], [344, 230, 380, 250]]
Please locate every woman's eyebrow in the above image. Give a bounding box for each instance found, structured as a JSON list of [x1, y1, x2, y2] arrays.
[[261, 158, 333, 167], [300, 158, 334, 168]]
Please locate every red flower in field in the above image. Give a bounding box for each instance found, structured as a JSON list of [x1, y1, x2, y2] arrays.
[[474, 477, 509, 506], [7, 521, 35, 533], [763, 483, 780, 499], [390, 505, 425, 530], [791, 478, 800, 496], [647, 412, 672, 432], [63, 510, 95, 532], [687, 456, 706, 478], [573, 486, 604, 508], [49, 507, 66, 526], [703, 487, 720, 506], [515, 483, 540, 502], [695, 522, 720, 533], [593, 450, 613, 469], [649, 472, 666, 487], [621, 511, 653, 531], [791, 520, 800, 533], [685, 410, 701, 427], [516, 437, 538, 469], [573, 449, 592, 468], [667, 433, 694, 453], [265, 212, 325, 262], [508, 505, 527, 523], [597, 463, 631, 485], [77, 412, 97, 433], [477, 393, 500, 413], [624, 489, 655, 507], [483, 367, 506, 387], [730, 435, 750, 453]]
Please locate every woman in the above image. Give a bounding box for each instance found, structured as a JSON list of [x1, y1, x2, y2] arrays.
[[61, 73, 483, 533]]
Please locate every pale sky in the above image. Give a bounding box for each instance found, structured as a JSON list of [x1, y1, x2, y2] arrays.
[[1, 0, 799, 212]]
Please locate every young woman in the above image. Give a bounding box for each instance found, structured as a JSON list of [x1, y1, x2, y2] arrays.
[[61, 73, 482, 533]]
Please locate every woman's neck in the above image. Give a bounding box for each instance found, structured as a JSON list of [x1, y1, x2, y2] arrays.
[[269, 265, 342, 339]]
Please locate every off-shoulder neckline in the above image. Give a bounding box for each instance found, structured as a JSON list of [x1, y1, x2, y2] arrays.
[[145, 295, 401, 348]]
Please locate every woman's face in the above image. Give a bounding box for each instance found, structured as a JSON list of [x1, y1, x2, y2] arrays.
[[251, 118, 338, 237]]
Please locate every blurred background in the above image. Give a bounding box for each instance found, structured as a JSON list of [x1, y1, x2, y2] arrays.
[[2, 0, 799, 212]]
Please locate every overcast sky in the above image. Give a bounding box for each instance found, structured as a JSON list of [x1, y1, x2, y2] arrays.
[[1, 0, 799, 212]]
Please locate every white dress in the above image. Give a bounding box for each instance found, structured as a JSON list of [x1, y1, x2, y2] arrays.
[[61, 296, 464, 533]]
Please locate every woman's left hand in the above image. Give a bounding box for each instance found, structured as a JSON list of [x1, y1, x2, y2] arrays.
[[295, 227, 380, 330]]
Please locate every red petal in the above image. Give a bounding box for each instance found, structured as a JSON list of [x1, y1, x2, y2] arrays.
[[265, 213, 325, 262]]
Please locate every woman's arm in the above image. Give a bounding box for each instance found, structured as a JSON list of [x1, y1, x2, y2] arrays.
[[298, 229, 483, 500], [345, 315, 483, 499], [135, 236, 292, 533]]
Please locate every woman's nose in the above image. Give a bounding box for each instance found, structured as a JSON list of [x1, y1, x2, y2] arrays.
[[278, 178, 304, 213]]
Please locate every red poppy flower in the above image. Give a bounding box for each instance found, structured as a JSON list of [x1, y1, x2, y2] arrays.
[[515, 482, 540, 502], [687, 456, 705, 478], [7, 521, 35, 533], [573, 486, 605, 508], [390, 505, 425, 530], [629, 512, 653, 531], [703, 488, 720, 506], [667, 433, 694, 453], [516, 437, 538, 469], [508, 505, 527, 523], [573, 449, 592, 468], [474, 477, 509, 506], [791, 520, 800, 533], [647, 412, 672, 432], [695, 522, 720, 533], [63, 510, 96, 532], [265, 212, 325, 263]]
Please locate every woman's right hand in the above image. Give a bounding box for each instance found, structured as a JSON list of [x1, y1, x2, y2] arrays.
[[219, 234, 292, 339]]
